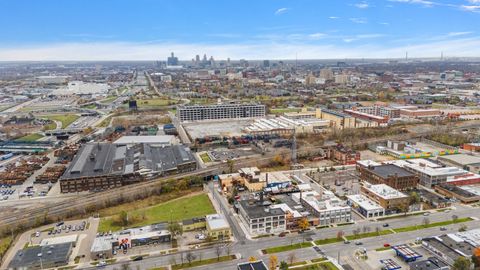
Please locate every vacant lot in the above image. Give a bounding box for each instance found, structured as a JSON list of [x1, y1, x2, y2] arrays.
[[98, 193, 215, 232], [137, 98, 177, 107], [41, 114, 80, 129]]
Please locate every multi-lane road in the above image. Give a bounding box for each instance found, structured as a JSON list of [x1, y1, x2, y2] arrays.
[[88, 187, 479, 270]]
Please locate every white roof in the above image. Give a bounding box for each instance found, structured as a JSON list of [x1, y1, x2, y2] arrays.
[[40, 234, 78, 246], [114, 135, 174, 145], [347, 194, 384, 211], [440, 154, 480, 165], [357, 160, 381, 167], [270, 203, 302, 218], [206, 214, 230, 230], [363, 184, 408, 199]]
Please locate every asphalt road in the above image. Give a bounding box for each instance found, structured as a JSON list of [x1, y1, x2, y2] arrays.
[[88, 193, 479, 270]]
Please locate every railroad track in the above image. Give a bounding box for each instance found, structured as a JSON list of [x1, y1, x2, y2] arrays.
[[2, 121, 478, 231]]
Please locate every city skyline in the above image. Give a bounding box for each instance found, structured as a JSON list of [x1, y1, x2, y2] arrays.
[[1, 0, 480, 60]]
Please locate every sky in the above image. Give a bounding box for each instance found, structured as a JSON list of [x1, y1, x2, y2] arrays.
[[0, 0, 480, 60]]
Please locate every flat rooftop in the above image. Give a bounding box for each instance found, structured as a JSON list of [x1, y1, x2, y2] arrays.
[[114, 135, 174, 145], [238, 200, 284, 219], [439, 154, 480, 166], [363, 183, 408, 199], [346, 194, 384, 211], [368, 164, 415, 179]]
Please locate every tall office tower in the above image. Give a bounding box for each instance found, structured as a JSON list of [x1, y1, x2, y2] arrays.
[[319, 68, 334, 81], [203, 54, 208, 62], [263, 60, 270, 68], [167, 52, 179, 66], [209, 56, 215, 67], [195, 55, 200, 63]]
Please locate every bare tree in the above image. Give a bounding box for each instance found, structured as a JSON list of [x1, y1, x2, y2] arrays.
[[452, 215, 459, 223], [180, 251, 184, 265], [287, 252, 296, 265], [185, 251, 196, 265], [215, 245, 223, 261], [226, 245, 232, 257], [423, 217, 430, 227], [169, 256, 177, 267], [375, 227, 380, 236]]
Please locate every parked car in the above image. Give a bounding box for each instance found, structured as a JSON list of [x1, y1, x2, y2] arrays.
[[383, 223, 389, 227]]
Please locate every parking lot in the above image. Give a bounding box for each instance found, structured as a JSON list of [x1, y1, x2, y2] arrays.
[[208, 147, 258, 162], [0, 184, 15, 200], [30, 220, 89, 245], [310, 169, 361, 197]]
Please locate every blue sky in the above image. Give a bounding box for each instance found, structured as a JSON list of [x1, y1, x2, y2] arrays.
[[1, 0, 480, 60]]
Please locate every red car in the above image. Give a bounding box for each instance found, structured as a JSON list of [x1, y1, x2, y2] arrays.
[[383, 243, 390, 248]]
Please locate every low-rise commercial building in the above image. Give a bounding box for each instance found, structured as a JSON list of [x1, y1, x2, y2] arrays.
[[434, 183, 480, 203], [422, 234, 476, 266], [319, 108, 356, 129], [346, 194, 385, 218], [463, 143, 480, 152], [357, 163, 419, 190], [361, 183, 410, 213], [327, 144, 360, 165], [182, 217, 206, 232], [438, 154, 480, 174], [237, 260, 268, 270], [60, 142, 197, 193], [244, 116, 329, 135], [219, 168, 293, 192], [205, 214, 231, 240], [91, 224, 171, 260], [236, 199, 286, 235], [293, 190, 352, 226]]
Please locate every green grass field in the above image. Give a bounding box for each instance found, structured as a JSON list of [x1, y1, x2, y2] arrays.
[[269, 108, 301, 114], [199, 153, 212, 163], [314, 237, 343, 246], [393, 217, 472, 233], [171, 255, 236, 270], [345, 230, 393, 240], [98, 193, 216, 232], [16, 133, 43, 142], [263, 242, 313, 254], [137, 98, 176, 107], [0, 236, 13, 259], [41, 114, 80, 129], [294, 262, 339, 270]]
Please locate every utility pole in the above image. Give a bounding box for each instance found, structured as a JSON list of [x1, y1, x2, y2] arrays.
[[291, 129, 297, 167]]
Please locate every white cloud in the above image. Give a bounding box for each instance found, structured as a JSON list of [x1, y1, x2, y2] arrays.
[[275, 8, 289, 15], [2, 37, 480, 61], [468, 0, 480, 3], [461, 5, 480, 12], [328, 16, 340, 19], [349, 17, 368, 24], [308, 33, 327, 40], [379, 22, 390, 25], [447, 31, 473, 37], [388, 0, 437, 7], [354, 2, 369, 8]]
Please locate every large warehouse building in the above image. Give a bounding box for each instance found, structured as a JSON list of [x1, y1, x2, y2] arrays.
[[60, 142, 197, 193], [177, 103, 266, 122]]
